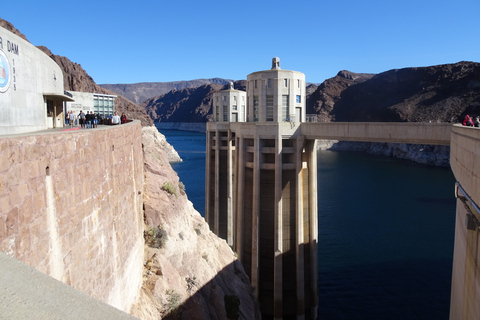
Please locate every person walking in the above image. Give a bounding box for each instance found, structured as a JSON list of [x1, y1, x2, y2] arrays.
[[69, 111, 75, 128], [85, 111, 92, 129], [79, 110, 86, 129]]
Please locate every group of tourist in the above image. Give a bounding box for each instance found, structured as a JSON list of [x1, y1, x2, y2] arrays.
[[65, 111, 128, 128], [462, 115, 480, 127]]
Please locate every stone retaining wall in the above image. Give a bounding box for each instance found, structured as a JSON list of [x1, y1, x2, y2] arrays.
[[0, 121, 144, 313]]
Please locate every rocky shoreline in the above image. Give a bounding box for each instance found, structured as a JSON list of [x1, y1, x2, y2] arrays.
[[317, 140, 450, 167]]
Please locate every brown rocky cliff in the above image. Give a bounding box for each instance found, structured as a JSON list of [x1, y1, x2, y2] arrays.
[[0, 18, 28, 41], [143, 81, 247, 123], [131, 127, 260, 319], [100, 78, 233, 105], [308, 62, 480, 123], [306, 71, 375, 122]]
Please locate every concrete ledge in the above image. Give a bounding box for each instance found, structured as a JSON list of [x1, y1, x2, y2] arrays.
[[0, 252, 138, 320]]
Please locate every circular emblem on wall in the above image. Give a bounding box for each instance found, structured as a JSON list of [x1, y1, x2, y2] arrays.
[[0, 50, 11, 93]]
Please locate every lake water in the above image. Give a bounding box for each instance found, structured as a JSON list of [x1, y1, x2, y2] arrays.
[[159, 128, 457, 319]]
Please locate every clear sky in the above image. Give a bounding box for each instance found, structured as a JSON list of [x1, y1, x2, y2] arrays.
[[2, 0, 479, 85]]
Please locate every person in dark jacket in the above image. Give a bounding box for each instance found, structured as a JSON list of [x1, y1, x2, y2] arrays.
[[78, 110, 86, 129]]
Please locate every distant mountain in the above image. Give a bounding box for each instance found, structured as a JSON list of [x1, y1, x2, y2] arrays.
[[144, 62, 480, 124], [142, 81, 246, 123], [100, 78, 233, 104], [307, 62, 480, 123]]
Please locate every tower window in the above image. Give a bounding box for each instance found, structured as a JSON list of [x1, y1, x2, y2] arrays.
[[266, 95, 274, 121], [282, 95, 289, 121], [254, 96, 259, 122]]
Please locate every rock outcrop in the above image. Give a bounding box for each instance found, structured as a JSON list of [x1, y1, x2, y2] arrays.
[[131, 127, 260, 319]]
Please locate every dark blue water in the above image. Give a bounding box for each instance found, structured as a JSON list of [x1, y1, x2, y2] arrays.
[[159, 128, 457, 319], [159, 129, 206, 216], [316, 151, 456, 319]]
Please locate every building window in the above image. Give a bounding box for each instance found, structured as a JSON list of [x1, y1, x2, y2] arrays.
[[254, 96, 259, 122], [94, 95, 115, 117], [223, 106, 228, 122], [266, 95, 274, 121], [268, 79, 272, 88], [216, 106, 220, 121], [297, 79, 300, 88], [254, 80, 257, 89], [284, 79, 288, 87], [296, 95, 301, 103], [233, 104, 237, 110], [282, 95, 289, 121]]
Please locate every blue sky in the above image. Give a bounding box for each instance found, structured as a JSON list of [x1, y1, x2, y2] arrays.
[[2, 0, 479, 84]]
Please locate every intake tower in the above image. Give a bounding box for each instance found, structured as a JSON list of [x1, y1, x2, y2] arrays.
[[206, 58, 318, 319]]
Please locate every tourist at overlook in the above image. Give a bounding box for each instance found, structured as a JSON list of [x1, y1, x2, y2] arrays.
[[78, 110, 86, 129], [112, 112, 121, 125], [474, 116, 480, 128], [462, 115, 474, 127], [85, 111, 93, 129], [121, 112, 127, 124], [69, 111, 76, 128], [93, 113, 99, 128]]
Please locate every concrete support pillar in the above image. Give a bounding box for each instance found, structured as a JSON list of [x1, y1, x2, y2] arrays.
[[214, 128, 220, 235], [251, 134, 261, 297], [227, 129, 233, 246], [235, 135, 245, 261], [307, 139, 319, 318], [205, 130, 212, 226], [296, 135, 306, 320], [274, 134, 283, 319]]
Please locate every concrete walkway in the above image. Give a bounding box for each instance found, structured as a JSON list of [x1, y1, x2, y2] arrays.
[[0, 252, 138, 320]]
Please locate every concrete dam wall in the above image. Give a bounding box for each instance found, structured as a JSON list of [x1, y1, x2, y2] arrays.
[[449, 124, 480, 319], [0, 121, 144, 313]]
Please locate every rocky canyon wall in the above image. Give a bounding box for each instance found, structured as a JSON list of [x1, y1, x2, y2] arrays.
[[0, 122, 145, 313]]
